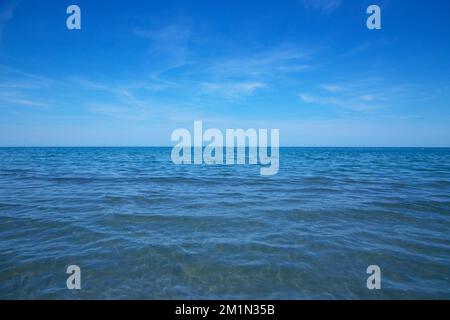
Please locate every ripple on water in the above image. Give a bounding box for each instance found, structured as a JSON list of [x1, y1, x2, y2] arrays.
[[0, 147, 449, 299]]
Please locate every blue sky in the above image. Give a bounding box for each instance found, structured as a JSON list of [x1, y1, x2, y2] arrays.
[[0, 0, 449, 146]]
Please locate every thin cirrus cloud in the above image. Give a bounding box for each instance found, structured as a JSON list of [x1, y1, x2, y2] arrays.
[[0, 0, 19, 42], [300, 0, 342, 14], [0, 65, 51, 108], [203, 47, 313, 79], [133, 21, 311, 75], [89, 103, 151, 122], [133, 22, 192, 73], [0, 65, 52, 89], [132, 24, 314, 102], [299, 93, 381, 112], [0, 94, 48, 107], [133, 23, 315, 99], [188, 47, 314, 99], [319, 84, 346, 92], [299, 79, 394, 112], [75, 77, 155, 121], [74, 77, 133, 98], [200, 81, 267, 99]]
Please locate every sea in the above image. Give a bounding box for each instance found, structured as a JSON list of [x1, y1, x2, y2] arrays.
[[0, 147, 449, 299]]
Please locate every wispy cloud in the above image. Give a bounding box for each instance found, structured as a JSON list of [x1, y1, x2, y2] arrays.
[[74, 77, 133, 98], [319, 84, 345, 92], [0, 90, 48, 107], [131, 19, 317, 100], [204, 47, 313, 79], [133, 21, 191, 76], [89, 103, 151, 122], [200, 81, 267, 99], [188, 46, 314, 99], [75, 77, 167, 121], [301, 0, 342, 14], [340, 40, 396, 58], [0, 0, 19, 42], [0, 65, 52, 88], [132, 31, 316, 99], [0, 65, 51, 107], [299, 79, 396, 112], [1, 97, 48, 107]]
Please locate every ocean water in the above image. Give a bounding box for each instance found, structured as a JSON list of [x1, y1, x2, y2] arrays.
[[0, 147, 449, 299]]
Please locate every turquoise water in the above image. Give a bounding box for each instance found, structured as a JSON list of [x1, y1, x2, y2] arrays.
[[0, 147, 449, 299]]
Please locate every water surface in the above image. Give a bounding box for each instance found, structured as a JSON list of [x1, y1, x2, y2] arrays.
[[0, 147, 449, 299]]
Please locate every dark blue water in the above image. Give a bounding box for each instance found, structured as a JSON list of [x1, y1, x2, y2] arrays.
[[0, 147, 449, 299]]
